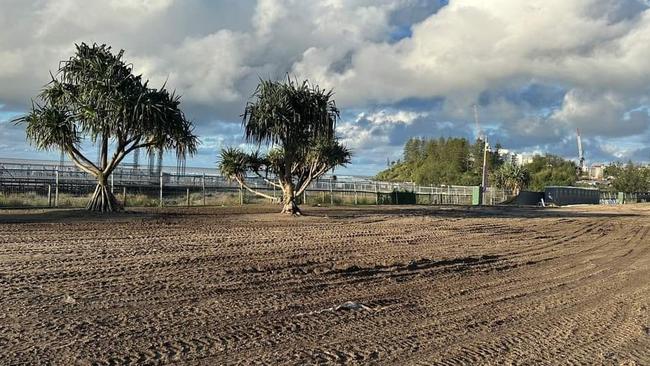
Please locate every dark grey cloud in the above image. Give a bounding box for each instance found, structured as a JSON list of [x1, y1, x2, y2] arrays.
[[2, 0, 650, 175]]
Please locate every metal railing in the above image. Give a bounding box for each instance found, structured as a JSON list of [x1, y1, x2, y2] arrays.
[[0, 160, 517, 208]]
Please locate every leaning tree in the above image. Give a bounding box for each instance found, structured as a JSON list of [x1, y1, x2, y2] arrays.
[[218, 78, 351, 215], [16, 43, 198, 212]]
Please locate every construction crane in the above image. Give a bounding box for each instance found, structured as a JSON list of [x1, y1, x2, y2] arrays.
[[473, 104, 483, 141], [474, 105, 489, 191], [576, 128, 586, 176], [481, 135, 489, 190]]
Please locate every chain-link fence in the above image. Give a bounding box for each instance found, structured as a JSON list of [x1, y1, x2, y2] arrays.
[[0, 159, 515, 208]]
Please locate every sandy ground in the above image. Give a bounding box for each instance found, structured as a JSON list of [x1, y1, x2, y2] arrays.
[[0, 204, 648, 365]]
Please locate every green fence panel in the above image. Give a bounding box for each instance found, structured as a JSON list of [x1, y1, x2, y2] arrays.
[[472, 186, 481, 205]]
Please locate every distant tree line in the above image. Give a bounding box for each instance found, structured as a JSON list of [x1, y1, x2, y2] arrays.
[[604, 162, 650, 192], [376, 137, 579, 192], [376, 137, 504, 186], [523, 155, 577, 191]]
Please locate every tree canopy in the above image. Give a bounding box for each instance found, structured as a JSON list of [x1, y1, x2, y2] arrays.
[[525, 155, 577, 191], [604, 161, 650, 192], [375, 137, 503, 186], [377, 137, 583, 192], [16, 43, 198, 211], [218, 77, 351, 214], [493, 163, 531, 194]]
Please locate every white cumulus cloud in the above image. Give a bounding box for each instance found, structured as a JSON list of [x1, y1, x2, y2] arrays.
[[2, 0, 650, 170]]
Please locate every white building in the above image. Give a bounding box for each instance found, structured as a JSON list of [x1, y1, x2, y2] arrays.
[[589, 164, 605, 180], [513, 153, 534, 166], [494, 148, 535, 166]]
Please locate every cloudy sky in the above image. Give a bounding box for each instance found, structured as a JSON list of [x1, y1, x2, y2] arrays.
[[2, 0, 650, 175]]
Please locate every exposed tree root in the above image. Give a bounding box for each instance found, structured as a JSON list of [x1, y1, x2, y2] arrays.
[[86, 183, 122, 212], [281, 199, 302, 216]]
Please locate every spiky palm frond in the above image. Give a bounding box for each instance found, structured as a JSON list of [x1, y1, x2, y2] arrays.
[[241, 77, 339, 155], [494, 163, 531, 192], [265, 148, 286, 177], [19, 105, 80, 151], [246, 150, 271, 175], [17, 42, 198, 170], [135, 87, 198, 160], [218, 147, 250, 181], [306, 137, 351, 169]]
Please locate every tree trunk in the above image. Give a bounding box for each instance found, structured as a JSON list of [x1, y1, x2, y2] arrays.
[[280, 181, 301, 215], [86, 176, 121, 212]]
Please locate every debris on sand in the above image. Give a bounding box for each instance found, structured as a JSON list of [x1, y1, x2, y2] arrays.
[[333, 301, 372, 312], [296, 301, 372, 316], [63, 294, 76, 305]]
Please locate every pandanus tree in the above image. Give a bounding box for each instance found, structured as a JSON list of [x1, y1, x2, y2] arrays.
[[16, 43, 198, 212], [494, 163, 531, 195], [219, 78, 351, 215]]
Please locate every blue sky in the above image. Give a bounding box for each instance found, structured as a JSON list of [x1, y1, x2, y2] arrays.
[[2, 0, 650, 176]]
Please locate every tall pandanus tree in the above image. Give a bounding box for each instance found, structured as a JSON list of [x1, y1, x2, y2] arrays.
[[219, 78, 351, 215], [16, 43, 198, 212], [493, 163, 531, 195]]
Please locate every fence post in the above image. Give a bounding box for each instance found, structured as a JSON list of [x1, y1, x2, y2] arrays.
[[445, 186, 453, 205], [110, 173, 114, 194], [354, 183, 358, 205], [375, 183, 379, 205], [202, 173, 206, 206], [413, 183, 417, 204], [303, 190, 307, 205], [329, 179, 333, 205], [159, 169, 163, 207], [54, 168, 59, 207], [122, 186, 127, 207], [47, 184, 52, 207], [239, 182, 243, 206], [186, 188, 190, 207]]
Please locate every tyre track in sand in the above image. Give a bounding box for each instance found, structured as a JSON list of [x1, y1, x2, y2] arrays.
[[0, 205, 648, 365]]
